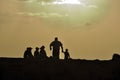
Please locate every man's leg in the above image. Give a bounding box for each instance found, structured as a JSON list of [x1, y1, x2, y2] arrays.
[[53, 50, 59, 59]]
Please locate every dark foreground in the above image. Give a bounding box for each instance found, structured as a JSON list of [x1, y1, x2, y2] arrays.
[[0, 58, 120, 80]]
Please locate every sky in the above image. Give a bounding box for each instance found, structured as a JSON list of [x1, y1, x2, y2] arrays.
[[0, 0, 120, 60]]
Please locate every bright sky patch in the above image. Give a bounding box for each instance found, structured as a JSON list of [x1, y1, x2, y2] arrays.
[[53, 0, 81, 4], [18, 0, 110, 27]]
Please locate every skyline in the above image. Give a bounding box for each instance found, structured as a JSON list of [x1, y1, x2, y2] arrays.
[[0, 0, 120, 60]]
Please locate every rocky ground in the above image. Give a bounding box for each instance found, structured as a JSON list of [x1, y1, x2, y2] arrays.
[[0, 57, 120, 80]]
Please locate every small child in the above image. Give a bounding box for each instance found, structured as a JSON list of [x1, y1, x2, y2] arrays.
[[63, 49, 70, 60]]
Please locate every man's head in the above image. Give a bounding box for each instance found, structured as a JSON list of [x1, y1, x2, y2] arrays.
[[55, 37, 58, 41]]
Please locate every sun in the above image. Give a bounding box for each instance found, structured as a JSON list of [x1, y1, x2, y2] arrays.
[[62, 0, 81, 4], [53, 0, 81, 4]]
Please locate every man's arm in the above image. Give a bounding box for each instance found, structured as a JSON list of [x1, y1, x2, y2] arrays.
[[50, 42, 52, 50], [68, 53, 70, 58], [60, 43, 64, 52]]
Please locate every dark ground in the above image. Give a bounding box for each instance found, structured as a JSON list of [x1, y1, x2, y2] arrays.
[[0, 57, 120, 80]]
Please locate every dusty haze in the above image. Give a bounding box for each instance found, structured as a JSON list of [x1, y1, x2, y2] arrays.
[[0, 0, 120, 60]]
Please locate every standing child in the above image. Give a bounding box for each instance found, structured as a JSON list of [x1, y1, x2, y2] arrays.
[[63, 49, 70, 60]]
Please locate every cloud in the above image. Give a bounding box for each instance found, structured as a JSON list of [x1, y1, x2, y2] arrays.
[[18, 0, 98, 9], [17, 12, 68, 17], [19, 0, 83, 5], [18, 0, 35, 3], [88, 5, 98, 8]]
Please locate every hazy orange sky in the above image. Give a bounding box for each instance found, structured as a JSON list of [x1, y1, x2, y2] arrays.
[[0, 0, 120, 60]]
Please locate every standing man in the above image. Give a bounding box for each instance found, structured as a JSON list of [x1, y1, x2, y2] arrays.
[[50, 37, 64, 59]]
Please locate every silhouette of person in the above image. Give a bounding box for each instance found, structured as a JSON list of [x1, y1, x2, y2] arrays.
[[34, 47, 39, 58], [39, 46, 47, 60], [50, 37, 63, 59], [24, 47, 33, 58], [63, 49, 70, 60]]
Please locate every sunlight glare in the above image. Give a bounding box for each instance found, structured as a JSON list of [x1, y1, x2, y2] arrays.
[[53, 0, 81, 4]]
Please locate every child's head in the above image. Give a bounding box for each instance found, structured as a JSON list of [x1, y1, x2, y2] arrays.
[[65, 49, 68, 52]]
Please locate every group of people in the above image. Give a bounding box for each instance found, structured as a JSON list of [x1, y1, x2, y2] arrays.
[[24, 37, 70, 60]]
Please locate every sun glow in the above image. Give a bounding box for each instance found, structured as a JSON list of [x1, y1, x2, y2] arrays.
[[19, 0, 110, 27], [53, 0, 81, 4]]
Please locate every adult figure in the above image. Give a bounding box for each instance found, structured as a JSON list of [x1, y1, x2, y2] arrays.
[[24, 47, 33, 58], [50, 37, 63, 59], [34, 47, 39, 58], [39, 46, 47, 60]]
